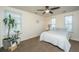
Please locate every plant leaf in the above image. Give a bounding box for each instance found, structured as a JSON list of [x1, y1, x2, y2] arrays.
[[3, 18, 8, 25]]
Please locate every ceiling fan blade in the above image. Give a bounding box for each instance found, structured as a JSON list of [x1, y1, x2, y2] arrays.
[[50, 7, 60, 10], [42, 12, 45, 14], [49, 11, 53, 14], [37, 9, 44, 11], [45, 6, 49, 9]]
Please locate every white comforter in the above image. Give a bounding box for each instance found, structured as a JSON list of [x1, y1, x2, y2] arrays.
[[40, 31, 71, 52]]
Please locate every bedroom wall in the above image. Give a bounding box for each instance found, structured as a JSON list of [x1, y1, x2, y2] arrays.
[[44, 10, 79, 41], [0, 6, 45, 47], [43, 16, 52, 30]]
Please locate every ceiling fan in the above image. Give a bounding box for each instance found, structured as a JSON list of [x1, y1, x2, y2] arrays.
[[37, 6, 60, 14]]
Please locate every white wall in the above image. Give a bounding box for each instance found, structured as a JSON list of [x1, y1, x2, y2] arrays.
[[43, 16, 52, 30], [0, 6, 45, 47], [44, 10, 79, 41]]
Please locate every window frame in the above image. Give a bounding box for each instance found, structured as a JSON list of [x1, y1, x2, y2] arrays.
[[3, 10, 22, 35], [50, 16, 56, 30], [64, 15, 73, 32]]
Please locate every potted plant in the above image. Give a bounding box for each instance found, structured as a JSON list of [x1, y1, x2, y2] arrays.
[[3, 14, 15, 49]]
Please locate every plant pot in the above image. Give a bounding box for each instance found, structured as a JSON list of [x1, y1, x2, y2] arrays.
[[3, 39, 11, 49]]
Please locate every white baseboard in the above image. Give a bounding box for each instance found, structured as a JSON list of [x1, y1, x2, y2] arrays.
[[71, 37, 79, 41]]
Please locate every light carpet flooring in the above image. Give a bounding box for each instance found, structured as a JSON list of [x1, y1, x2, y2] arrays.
[[14, 37, 79, 52]]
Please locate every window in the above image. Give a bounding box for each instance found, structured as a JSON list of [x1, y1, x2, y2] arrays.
[[4, 10, 21, 35], [50, 17, 56, 30], [64, 15, 73, 32]]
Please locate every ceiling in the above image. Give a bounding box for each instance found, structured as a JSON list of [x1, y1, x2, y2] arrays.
[[11, 6, 79, 16]]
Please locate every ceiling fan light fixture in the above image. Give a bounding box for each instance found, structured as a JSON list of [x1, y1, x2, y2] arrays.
[[37, 6, 60, 15], [45, 9, 49, 13]]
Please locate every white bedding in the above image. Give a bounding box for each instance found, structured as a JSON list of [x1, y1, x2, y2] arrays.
[[40, 31, 71, 52]]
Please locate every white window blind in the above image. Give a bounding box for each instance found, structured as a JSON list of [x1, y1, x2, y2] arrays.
[[64, 15, 73, 32], [50, 17, 56, 30], [4, 10, 21, 35]]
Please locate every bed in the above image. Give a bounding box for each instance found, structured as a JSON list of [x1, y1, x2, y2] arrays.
[[40, 30, 71, 52]]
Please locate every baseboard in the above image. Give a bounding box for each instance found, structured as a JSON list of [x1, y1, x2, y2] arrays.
[[71, 38, 79, 42]]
